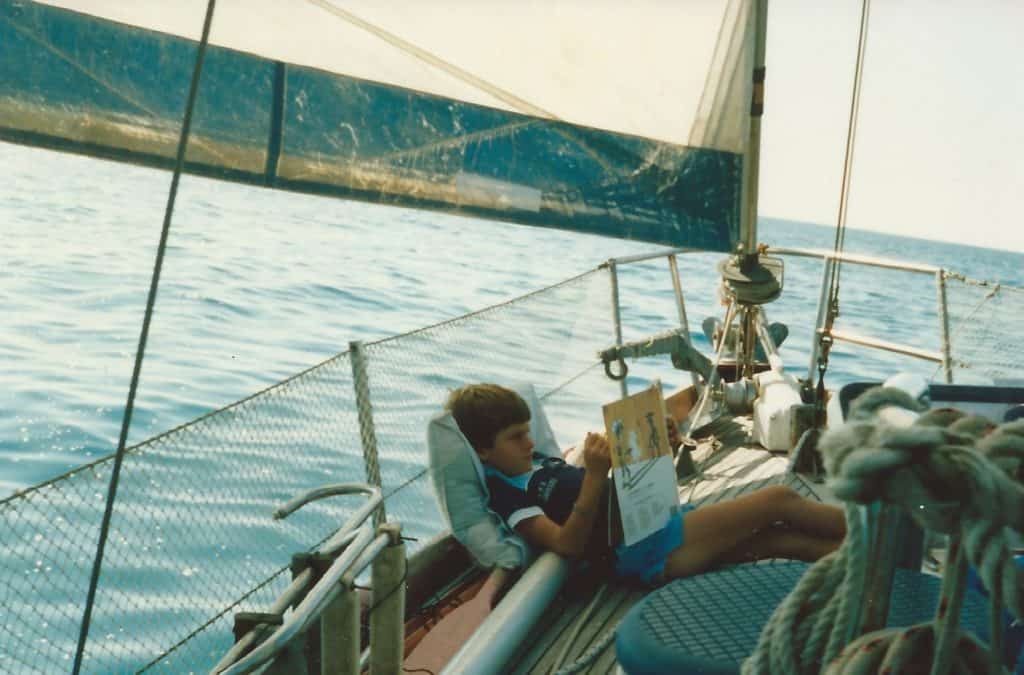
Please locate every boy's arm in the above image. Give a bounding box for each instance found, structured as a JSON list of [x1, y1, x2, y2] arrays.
[[515, 432, 609, 558]]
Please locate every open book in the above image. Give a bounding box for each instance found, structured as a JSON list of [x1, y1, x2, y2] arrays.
[[603, 382, 681, 546]]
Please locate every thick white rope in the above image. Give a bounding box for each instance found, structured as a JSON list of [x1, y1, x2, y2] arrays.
[[742, 387, 1024, 674], [741, 503, 865, 674], [823, 407, 1024, 618]]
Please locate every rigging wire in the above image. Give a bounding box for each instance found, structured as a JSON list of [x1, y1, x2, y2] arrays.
[[815, 0, 872, 418], [304, 0, 551, 120], [824, 0, 872, 336], [71, 2, 219, 673]]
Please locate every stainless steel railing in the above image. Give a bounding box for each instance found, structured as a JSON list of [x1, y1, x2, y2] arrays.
[[212, 484, 405, 675], [768, 247, 952, 384], [605, 245, 957, 386]]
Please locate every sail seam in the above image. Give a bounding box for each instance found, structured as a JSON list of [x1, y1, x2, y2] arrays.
[[264, 61, 287, 183]]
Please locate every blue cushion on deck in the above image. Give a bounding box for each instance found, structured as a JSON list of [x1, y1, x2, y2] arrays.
[[616, 562, 993, 675]]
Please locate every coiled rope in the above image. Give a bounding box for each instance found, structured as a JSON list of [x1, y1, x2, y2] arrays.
[[742, 388, 1024, 674]]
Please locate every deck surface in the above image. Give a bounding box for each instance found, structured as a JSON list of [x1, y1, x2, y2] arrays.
[[503, 416, 829, 675]]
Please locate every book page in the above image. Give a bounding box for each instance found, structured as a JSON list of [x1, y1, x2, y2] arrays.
[[602, 382, 680, 546]]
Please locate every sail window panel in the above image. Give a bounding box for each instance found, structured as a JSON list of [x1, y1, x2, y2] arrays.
[[3, 0, 743, 251], [1, 1, 273, 174], [276, 68, 740, 250], [279, 68, 517, 164]]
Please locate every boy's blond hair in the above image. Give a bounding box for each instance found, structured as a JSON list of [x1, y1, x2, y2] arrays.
[[444, 383, 530, 452]]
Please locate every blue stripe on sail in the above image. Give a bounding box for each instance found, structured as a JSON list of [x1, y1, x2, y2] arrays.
[[0, 1, 739, 251]]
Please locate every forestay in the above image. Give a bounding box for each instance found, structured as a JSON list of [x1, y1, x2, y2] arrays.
[[1, 0, 755, 250]]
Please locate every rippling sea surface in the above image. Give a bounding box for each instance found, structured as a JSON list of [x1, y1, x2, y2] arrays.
[[5, 142, 1022, 496], [3, 141, 1024, 671]]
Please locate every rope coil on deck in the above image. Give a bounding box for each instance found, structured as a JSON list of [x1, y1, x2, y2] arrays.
[[742, 388, 1024, 675]]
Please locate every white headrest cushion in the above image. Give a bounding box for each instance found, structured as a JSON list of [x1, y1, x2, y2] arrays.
[[427, 383, 559, 569]]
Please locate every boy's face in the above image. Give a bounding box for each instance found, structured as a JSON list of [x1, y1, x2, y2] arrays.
[[479, 421, 534, 476]]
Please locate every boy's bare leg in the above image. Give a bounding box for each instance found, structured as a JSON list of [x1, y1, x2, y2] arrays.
[[779, 493, 847, 540], [663, 485, 844, 578], [718, 527, 841, 564]]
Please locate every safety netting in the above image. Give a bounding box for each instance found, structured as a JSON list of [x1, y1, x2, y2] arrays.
[[943, 272, 1024, 382], [0, 268, 630, 674], [3, 249, 1021, 673]]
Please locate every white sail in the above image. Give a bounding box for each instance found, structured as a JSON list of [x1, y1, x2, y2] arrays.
[[5, 0, 758, 250], [39, 0, 748, 150]]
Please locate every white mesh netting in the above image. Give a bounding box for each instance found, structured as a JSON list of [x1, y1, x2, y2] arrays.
[[0, 268, 627, 674], [943, 272, 1024, 381]]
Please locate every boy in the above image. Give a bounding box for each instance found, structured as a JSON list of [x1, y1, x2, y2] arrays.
[[445, 383, 846, 585]]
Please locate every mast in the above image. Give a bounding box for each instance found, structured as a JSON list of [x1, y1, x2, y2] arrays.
[[727, 0, 775, 379], [740, 0, 769, 262]]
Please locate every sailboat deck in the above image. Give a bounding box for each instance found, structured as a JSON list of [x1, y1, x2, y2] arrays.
[[504, 415, 832, 675]]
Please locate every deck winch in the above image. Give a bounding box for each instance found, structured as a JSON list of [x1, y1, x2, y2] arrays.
[[599, 251, 806, 455]]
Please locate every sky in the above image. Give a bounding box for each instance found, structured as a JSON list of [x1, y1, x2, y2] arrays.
[[33, 1, 1024, 253], [760, 1, 1024, 252]]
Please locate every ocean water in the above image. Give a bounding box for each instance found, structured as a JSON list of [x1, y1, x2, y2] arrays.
[[4, 141, 1024, 496], [3, 141, 1024, 672]]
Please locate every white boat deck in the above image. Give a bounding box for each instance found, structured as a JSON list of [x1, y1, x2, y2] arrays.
[[503, 415, 833, 674]]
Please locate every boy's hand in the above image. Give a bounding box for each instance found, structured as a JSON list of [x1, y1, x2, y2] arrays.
[[582, 432, 611, 475]]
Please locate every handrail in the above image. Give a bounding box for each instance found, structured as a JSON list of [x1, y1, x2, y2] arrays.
[[769, 246, 940, 275], [828, 329, 944, 363], [350, 341, 386, 528], [442, 552, 570, 674], [773, 247, 952, 381], [274, 483, 382, 555], [214, 482, 385, 673], [600, 245, 952, 389], [604, 246, 702, 267], [608, 259, 628, 399], [273, 482, 380, 519], [668, 254, 701, 391], [340, 531, 392, 587], [600, 245, 954, 379], [215, 525, 377, 675], [210, 567, 315, 673], [605, 245, 941, 275]]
